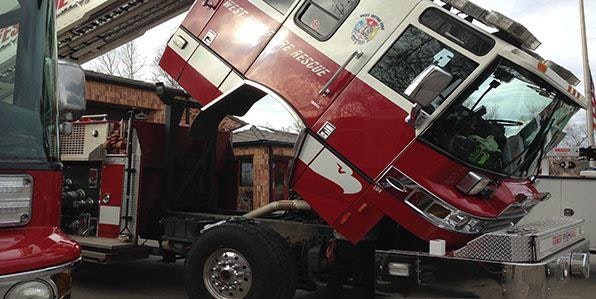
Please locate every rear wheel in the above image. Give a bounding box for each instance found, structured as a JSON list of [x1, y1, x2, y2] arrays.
[[185, 221, 297, 299]]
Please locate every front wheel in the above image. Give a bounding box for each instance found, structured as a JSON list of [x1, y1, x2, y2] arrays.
[[185, 221, 297, 299]]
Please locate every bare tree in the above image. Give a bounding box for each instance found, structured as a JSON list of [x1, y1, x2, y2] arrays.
[[151, 44, 180, 88], [117, 41, 144, 79], [484, 105, 500, 120], [559, 122, 589, 147], [89, 50, 119, 75]]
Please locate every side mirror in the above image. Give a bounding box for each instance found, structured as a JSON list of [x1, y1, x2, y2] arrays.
[[57, 60, 86, 126], [404, 65, 452, 126]]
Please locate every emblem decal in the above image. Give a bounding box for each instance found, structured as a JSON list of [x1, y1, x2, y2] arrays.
[[308, 149, 363, 195], [351, 14, 385, 45], [310, 19, 321, 31]]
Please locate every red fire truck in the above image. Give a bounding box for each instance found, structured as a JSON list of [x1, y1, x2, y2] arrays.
[[56, 0, 592, 298], [0, 0, 85, 298], [158, 0, 591, 297]]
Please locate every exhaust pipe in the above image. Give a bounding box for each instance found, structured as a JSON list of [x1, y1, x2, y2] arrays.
[[201, 200, 311, 234], [243, 200, 310, 219]]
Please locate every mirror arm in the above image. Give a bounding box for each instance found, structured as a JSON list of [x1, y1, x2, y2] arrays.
[[60, 122, 73, 135], [405, 103, 423, 127]]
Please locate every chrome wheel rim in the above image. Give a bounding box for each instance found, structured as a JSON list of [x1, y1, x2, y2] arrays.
[[203, 248, 252, 299]]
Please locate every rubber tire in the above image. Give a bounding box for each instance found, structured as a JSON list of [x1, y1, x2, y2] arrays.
[[185, 221, 297, 299]]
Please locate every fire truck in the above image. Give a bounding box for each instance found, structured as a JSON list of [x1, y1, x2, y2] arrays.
[[0, 0, 86, 298], [55, 0, 593, 298], [521, 147, 596, 251]]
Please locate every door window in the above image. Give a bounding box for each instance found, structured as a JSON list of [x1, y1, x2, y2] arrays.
[[295, 0, 359, 40], [369, 25, 478, 113]]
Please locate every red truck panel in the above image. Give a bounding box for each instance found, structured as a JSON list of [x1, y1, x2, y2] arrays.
[[312, 79, 415, 179], [0, 227, 80, 275], [98, 164, 125, 238], [394, 141, 534, 218], [246, 27, 352, 127], [197, 0, 282, 73], [178, 64, 223, 105], [181, 1, 220, 38], [333, 195, 384, 243], [0, 170, 80, 275]]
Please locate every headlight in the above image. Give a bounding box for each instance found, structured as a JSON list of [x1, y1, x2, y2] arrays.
[[405, 189, 491, 234], [0, 175, 33, 227], [456, 171, 491, 195], [5, 280, 54, 299]]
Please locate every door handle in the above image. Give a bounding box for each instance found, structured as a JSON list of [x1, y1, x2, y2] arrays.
[[564, 208, 575, 217], [381, 176, 408, 193], [319, 51, 364, 97]]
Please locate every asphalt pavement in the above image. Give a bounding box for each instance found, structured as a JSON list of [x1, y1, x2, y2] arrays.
[[72, 256, 596, 298], [72, 256, 187, 299]]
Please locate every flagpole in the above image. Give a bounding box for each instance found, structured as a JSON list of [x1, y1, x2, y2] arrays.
[[579, 0, 596, 170]]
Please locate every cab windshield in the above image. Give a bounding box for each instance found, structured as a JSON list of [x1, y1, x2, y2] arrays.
[[422, 59, 579, 177], [0, 0, 58, 163]]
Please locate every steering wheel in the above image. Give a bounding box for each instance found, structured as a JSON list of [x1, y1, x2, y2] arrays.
[[487, 119, 524, 126]]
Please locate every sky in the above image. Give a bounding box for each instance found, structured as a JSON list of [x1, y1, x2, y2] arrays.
[[84, 0, 596, 130]]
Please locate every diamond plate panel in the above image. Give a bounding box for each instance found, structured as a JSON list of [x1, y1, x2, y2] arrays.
[[454, 218, 584, 262]]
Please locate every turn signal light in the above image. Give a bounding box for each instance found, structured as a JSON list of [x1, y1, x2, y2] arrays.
[[0, 175, 33, 227]]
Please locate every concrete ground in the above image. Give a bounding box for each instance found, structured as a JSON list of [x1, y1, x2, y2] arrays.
[[72, 256, 596, 298]]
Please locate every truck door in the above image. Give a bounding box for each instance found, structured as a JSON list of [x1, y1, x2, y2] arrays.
[[175, 0, 300, 105], [384, 6, 492, 195], [247, 0, 420, 126], [98, 163, 125, 238], [302, 4, 490, 241], [311, 4, 484, 181]]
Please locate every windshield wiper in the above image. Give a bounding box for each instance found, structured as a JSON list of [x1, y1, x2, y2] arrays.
[[470, 79, 501, 111], [505, 103, 559, 176]]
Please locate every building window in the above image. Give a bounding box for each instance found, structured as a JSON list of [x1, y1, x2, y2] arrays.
[[238, 157, 254, 211], [295, 0, 359, 41], [369, 25, 478, 113], [272, 158, 290, 201], [239, 159, 254, 187]]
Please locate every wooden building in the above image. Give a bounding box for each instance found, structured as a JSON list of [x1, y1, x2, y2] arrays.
[[232, 125, 297, 210]]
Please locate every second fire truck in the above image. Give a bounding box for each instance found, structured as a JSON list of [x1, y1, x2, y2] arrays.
[[0, 0, 86, 298]]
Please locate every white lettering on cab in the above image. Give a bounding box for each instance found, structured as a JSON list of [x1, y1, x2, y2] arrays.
[[277, 41, 332, 77], [222, 0, 275, 37]]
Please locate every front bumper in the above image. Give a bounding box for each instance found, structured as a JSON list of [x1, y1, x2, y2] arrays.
[[0, 258, 81, 299], [0, 227, 81, 298], [377, 226, 591, 298], [378, 239, 590, 298]]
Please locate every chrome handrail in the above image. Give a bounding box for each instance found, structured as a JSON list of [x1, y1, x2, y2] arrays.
[[319, 51, 364, 97]]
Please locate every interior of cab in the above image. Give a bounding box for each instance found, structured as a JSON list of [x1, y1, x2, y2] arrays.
[[422, 59, 579, 177]]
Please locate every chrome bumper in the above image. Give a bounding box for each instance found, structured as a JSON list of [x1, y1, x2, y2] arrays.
[[0, 258, 81, 299], [377, 239, 590, 298]]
